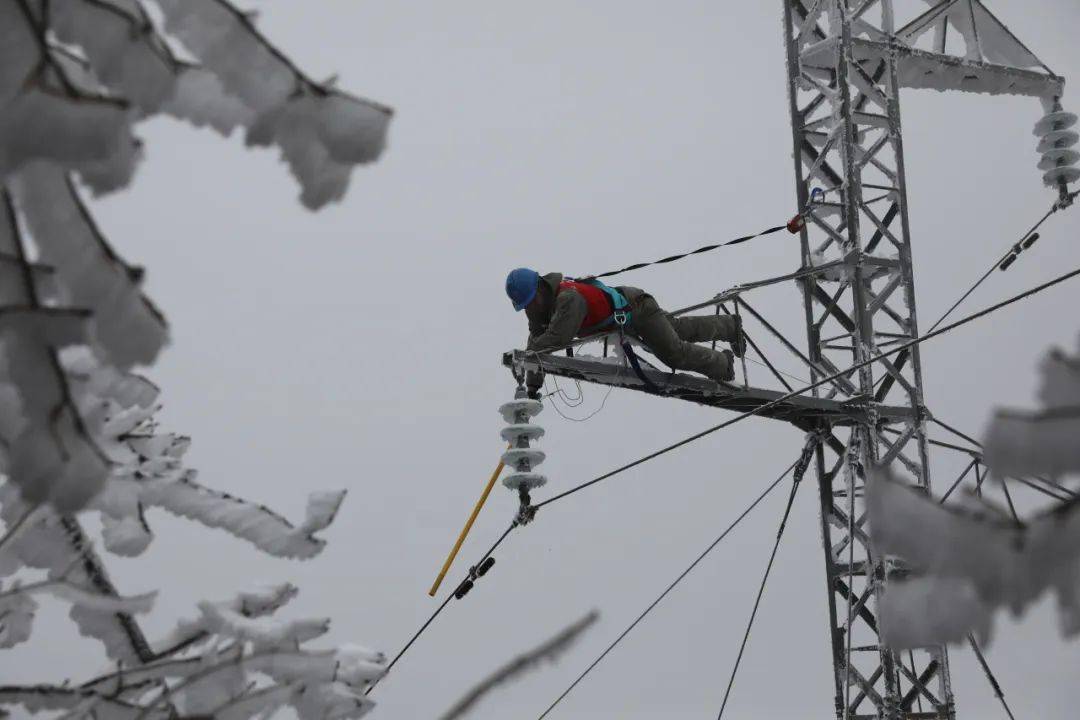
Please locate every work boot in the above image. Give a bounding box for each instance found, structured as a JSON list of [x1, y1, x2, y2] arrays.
[[706, 349, 735, 383]]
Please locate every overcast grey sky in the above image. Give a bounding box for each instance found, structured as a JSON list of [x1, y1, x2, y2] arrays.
[[8, 1, 1080, 718]]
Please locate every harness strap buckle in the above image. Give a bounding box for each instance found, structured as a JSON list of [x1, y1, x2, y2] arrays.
[[613, 310, 629, 326]]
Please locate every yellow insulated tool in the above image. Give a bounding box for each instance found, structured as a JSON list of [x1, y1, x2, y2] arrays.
[[428, 454, 506, 597]]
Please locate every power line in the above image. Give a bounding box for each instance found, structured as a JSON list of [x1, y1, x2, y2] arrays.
[[536, 458, 800, 720], [969, 634, 1019, 720], [365, 521, 518, 696], [536, 262, 1080, 510], [716, 437, 816, 718], [925, 197, 1073, 334]]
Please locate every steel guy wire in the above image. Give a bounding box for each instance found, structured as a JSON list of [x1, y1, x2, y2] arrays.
[[842, 443, 857, 720], [716, 438, 815, 719], [968, 634, 1019, 720], [536, 458, 800, 720]]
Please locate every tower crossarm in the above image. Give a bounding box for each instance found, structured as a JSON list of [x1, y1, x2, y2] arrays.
[[502, 349, 918, 428]]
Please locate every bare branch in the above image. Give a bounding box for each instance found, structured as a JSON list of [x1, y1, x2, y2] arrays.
[[439, 611, 600, 720]]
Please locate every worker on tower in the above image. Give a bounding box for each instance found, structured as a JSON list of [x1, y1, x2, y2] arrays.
[[505, 268, 745, 384]]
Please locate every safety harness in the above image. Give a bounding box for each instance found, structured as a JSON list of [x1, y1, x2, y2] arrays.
[[567, 278, 666, 393]]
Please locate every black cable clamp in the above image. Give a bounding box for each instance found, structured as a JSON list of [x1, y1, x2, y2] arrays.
[[453, 555, 497, 600], [793, 431, 823, 485], [998, 232, 1041, 271]]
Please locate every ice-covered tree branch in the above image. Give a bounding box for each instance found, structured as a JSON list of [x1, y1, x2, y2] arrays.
[[1, 1, 392, 715], [867, 337, 1080, 649]]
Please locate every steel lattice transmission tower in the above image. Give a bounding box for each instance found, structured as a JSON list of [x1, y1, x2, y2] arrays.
[[505, 3, 1072, 717], [780, 2, 1065, 718]]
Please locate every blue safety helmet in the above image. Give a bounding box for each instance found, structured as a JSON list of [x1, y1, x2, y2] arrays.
[[506, 268, 540, 311]]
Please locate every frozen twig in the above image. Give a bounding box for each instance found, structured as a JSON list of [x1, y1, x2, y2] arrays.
[[439, 611, 600, 720]]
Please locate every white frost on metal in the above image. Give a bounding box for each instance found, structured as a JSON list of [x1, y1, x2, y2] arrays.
[[902, 0, 1044, 69]]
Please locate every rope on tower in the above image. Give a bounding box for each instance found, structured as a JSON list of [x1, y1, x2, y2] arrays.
[[576, 189, 825, 282]]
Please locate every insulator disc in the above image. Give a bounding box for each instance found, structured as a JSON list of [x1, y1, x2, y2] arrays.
[[1038, 148, 1080, 171], [1037, 130, 1079, 153], [498, 398, 543, 423], [502, 472, 547, 490], [1044, 166, 1080, 187], [1034, 111, 1079, 137], [502, 447, 546, 468], [500, 423, 545, 443]]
